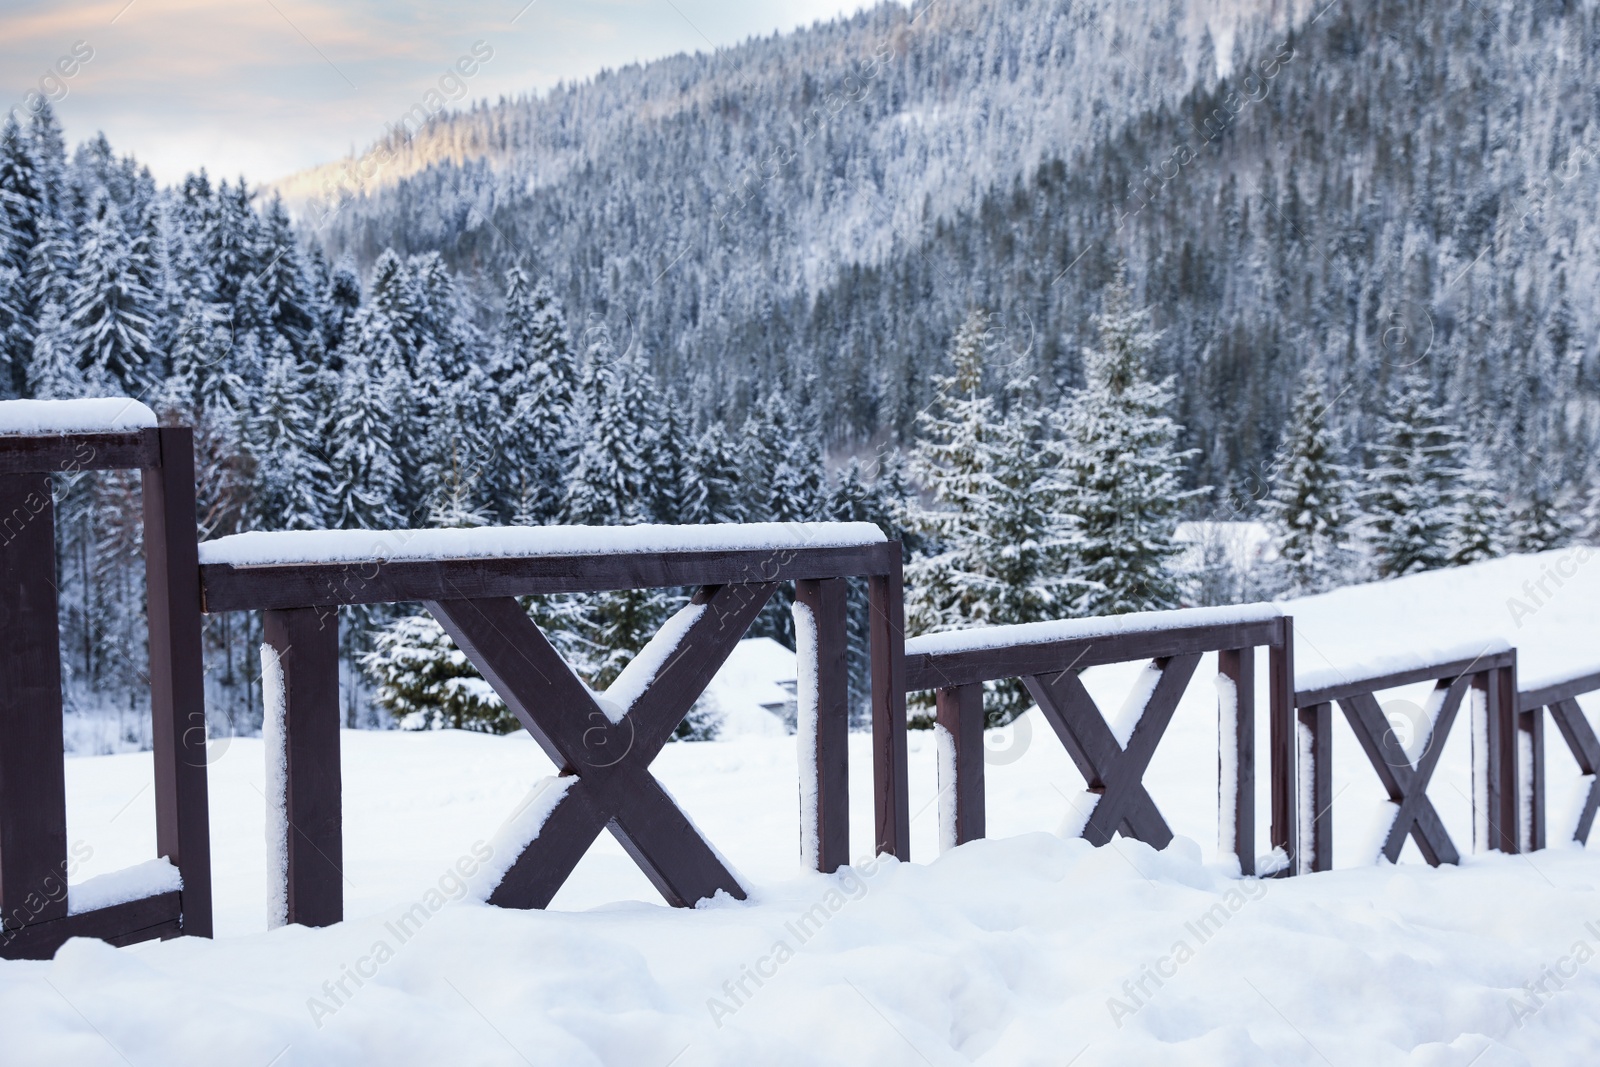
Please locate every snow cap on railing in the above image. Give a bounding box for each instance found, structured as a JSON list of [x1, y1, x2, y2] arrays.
[[197, 521, 888, 567], [903, 603, 1284, 657], [0, 398, 157, 436]]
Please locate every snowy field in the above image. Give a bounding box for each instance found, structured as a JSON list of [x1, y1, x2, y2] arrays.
[[4, 550, 1600, 1064]]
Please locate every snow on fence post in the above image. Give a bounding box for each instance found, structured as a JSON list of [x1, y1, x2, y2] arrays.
[[933, 683, 985, 851], [261, 607, 344, 928], [1471, 659, 1522, 855], [793, 579, 850, 873]]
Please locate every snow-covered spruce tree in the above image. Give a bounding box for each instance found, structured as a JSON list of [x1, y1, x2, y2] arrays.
[[1265, 369, 1357, 595], [564, 343, 679, 688], [906, 310, 1085, 723], [67, 189, 159, 391], [1508, 470, 1576, 554], [246, 341, 331, 531], [327, 344, 405, 529], [1446, 446, 1505, 566], [1363, 369, 1464, 578], [682, 421, 744, 524], [361, 614, 518, 733], [1059, 276, 1200, 616], [495, 269, 577, 525], [421, 367, 495, 529]]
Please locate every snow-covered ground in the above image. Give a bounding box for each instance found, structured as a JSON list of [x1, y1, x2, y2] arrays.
[[4, 551, 1600, 1063]]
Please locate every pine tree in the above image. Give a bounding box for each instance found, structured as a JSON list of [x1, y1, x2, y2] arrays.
[[1059, 276, 1200, 615], [494, 269, 578, 524], [67, 190, 160, 389], [247, 341, 331, 530], [26, 299, 85, 398], [361, 614, 518, 733], [1265, 369, 1357, 595], [327, 345, 405, 529], [906, 310, 1085, 722], [682, 422, 744, 524], [1508, 470, 1575, 554], [1363, 369, 1464, 578], [1447, 446, 1505, 566]]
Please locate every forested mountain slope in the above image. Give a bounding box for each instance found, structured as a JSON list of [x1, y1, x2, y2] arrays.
[[291, 0, 1599, 497]]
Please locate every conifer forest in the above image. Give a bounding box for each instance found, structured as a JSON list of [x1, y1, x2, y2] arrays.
[[4, 0, 1597, 741]]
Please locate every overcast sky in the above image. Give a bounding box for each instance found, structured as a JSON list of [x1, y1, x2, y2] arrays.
[[1, 0, 875, 186]]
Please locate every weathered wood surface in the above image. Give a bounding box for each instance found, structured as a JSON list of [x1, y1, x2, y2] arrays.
[[143, 428, 213, 937], [428, 586, 774, 909], [0, 891, 182, 961], [264, 607, 344, 928], [0, 472, 68, 928], [200, 542, 899, 612], [906, 618, 1283, 691]]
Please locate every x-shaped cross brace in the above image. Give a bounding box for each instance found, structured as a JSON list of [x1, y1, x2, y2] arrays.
[[1337, 674, 1472, 866], [427, 582, 777, 909], [1548, 698, 1600, 843], [1023, 654, 1201, 848]]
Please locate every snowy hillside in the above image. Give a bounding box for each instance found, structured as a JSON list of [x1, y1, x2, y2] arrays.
[[5, 550, 1598, 1063]]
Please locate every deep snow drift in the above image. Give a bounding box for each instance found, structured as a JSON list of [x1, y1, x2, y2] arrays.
[[2, 550, 1598, 1064]]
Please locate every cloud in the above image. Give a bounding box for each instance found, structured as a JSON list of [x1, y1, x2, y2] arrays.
[[0, 0, 876, 185]]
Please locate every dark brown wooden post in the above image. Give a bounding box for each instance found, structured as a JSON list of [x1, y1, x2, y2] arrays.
[[934, 684, 985, 849], [1269, 617, 1297, 874], [795, 578, 850, 873], [0, 473, 68, 928], [869, 547, 909, 859], [1521, 703, 1545, 852], [263, 607, 343, 927], [141, 428, 213, 937], [1218, 647, 1255, 876], [1296, 702, 1333, 873], [1475, 665, 1520, 854]]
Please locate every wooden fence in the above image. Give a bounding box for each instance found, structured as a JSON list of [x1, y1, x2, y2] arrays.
[[195, 526, 908, 925], [1, 418, 1599, 958], [903, 608, 1295, 876], [0, 425, 211, 960]]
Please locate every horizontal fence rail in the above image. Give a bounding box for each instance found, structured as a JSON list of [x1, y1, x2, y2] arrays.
[[903, 608, 1296, 877], [195, 528, 907, 926], [0, 424, 211, 960], [1293, 648, 1518, 873]]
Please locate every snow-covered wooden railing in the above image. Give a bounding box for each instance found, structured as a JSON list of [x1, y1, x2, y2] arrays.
[[901, 606, 1297, 877], [1292, 644, 1520, 872], [194, 523, 907, 926], [1517, 666, 1600, 849], [0, 400, 212, 960]]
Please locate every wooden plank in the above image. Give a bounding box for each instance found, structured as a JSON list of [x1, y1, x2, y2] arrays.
[[0, 472, 67, 927], [1475, 666, 1520, 855], [0, 891, 182, 961], [1270, 617, 1297, 874], [142, 428, 213, 938], [427, 591, 769, 908], [1219, 647, 1255, 876], [1295, 649, 1517, 707], [200, 542, 896, 612], [1521, 706, 1546, 852], [869, 562, 910, 860], [1024, 666, 1174, 850], [0, 432, 157, 475], [796, 579, 851, 873], [263, 608, 344, 928], [1549, 698, 1600, 775], [906, 619, 1283, 691], [1519, 669, 1600, 714], [1296, 702, 1333, 873], [934, 684, 986, 849]]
